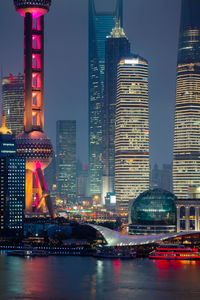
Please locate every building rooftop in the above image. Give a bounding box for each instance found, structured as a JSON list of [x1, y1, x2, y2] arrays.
[[14, 0, 51, 9], [88, 224, 200, 246], [108, 19, 127, 39]]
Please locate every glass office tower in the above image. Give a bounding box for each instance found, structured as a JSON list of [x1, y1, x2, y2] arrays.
[[115, 57, 150, 214], [88, 0, 123, 197], [102, 20, 130, 201], [56, 120, 76, 204], [173, 0, 200, 198], [2, 74, 24, 136]]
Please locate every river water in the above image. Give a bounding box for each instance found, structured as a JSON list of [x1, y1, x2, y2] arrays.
[[0, 255, 200, 300]]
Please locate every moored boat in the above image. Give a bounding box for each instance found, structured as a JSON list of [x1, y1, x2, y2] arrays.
[[149, 244, 200, 260], [7, 249, 49, 257], [94, 247, 136, 259]]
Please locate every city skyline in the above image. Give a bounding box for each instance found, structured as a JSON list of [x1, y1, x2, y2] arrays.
[[0, 2, 200, 299], [0, 0, 181, 166]]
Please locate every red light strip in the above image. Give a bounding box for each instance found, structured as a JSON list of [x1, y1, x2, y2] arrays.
[[157, 248, 197, 252], [154, 251, 199, 255], [150, 256, 200, 259]]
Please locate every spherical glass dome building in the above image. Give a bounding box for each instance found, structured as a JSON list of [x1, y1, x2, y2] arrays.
[[129, 189, 177, 235]]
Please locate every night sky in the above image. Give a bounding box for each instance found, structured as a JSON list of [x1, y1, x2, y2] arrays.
[[0, 0, 181, 167]]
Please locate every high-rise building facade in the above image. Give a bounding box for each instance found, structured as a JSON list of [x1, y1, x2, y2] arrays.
[[2, 74, 24, 136], [115, 57, 150, 213], [173, 0, 200, 198], [0, 117, 25, 237], [56, 121, 76, 204], [150, 164, 172, 192], [88, 0, 123, 197], [102, 20, 130, 201], [76, 162, 89, 201]]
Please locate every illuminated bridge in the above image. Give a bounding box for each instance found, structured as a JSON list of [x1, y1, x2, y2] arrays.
[[88, 224, 200, 247]]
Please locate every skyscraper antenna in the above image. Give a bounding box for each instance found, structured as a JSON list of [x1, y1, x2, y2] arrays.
[[1, 65, 3, 81], [0, 65, 3, 116], [116, 0, 123, 26], [89, 0, 96, 14]]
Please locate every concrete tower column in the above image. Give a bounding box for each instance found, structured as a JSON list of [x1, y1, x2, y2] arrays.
[[195, 206, 199, 231], [14, 0, 56, 218], [185, 206, 190, 231], [24, 12, 33, 132], [177, 206, 180, 232]]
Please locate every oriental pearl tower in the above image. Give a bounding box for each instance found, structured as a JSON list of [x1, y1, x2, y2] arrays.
[[13, 0, 56, 218]]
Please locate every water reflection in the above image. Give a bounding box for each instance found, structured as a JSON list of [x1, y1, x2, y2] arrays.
[[0, 256, 200, 299], [90, 274, 97, 300], [113, 259, 121, 285], [97, 260, 103, 279]]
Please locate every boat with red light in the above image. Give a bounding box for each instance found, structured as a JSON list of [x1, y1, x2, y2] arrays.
[[149, 244, 200, 260]]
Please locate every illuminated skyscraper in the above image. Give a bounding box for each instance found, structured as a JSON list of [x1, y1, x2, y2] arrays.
[[0, 116, 25, 237], [115, 57, 150, 213], [102, 20, 130, 201], [88, 0, 123, 197], [2, 74, 24, 136], [13, 0, 56, 218], [76, 162, 89, 201], [56, 120, 76, 204], [173, 0, 200, 198]]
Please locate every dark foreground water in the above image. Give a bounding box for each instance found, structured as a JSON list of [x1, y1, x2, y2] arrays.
[[0, 255, 200, 300]]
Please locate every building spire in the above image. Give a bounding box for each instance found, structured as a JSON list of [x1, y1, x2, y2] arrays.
[[115, 0, 123, 27], [108, 17, 127, 39], [89, 0, 96, 14], [180, 0, 200, 32], [178, 0, 200, 64]]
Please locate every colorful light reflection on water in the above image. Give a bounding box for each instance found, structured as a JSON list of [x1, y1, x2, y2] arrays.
[[0, 256, 200, 299]]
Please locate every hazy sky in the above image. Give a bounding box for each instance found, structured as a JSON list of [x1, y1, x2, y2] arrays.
[[0, 0, 181, 166]]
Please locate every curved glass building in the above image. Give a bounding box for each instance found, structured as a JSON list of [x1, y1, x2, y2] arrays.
[[129, 189, 177, 235]]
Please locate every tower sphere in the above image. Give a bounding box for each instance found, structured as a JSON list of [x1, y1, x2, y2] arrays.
[[14, 0, 51, 18], [16, 131, 53, 171]]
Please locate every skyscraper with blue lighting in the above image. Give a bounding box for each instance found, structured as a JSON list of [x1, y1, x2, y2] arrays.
[[88, 0, 123, 197]]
